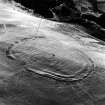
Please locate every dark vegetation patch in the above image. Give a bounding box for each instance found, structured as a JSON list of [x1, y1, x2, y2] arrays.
[[8, 0, 105, 42]]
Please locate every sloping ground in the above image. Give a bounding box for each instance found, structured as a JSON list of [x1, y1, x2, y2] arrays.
[[98, 1, 105, 12], [1, 2, 105, 105]]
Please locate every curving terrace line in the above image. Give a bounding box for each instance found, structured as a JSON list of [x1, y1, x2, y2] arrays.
[[5, 36, 95, 82]]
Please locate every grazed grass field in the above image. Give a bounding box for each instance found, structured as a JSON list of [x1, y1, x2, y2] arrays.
[[0, 1, 105, 105]]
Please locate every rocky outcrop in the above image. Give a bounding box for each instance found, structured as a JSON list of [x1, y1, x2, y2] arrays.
[[51, 0, 105, 41]]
